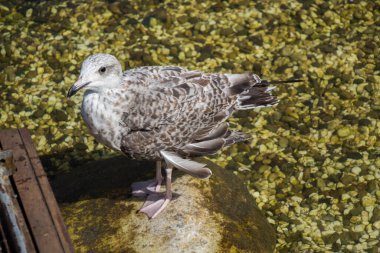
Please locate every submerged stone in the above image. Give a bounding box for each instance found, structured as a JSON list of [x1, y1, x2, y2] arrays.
[[51, 109, 68, 122], [337, 127, 351, 137], [5, 66, 16, 81], [52, 156, 276, 253]]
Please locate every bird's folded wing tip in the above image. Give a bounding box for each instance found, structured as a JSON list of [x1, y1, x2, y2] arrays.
[[160, 150, 213, 179]]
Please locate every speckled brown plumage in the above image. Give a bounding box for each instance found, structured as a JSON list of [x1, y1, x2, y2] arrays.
[[110, 66, 275, 160]]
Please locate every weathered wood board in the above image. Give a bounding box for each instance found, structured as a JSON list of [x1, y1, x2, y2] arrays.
[[0, 129, 74, 253]]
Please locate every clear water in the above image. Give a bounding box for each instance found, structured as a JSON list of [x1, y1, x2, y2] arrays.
[[0, 0, 379, 252]]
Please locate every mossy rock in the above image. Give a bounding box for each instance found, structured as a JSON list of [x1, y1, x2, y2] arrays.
[[52, 156, 275, 253]]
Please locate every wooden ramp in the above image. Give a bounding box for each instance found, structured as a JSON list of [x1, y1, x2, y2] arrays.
[[0, 129, 73, 253]]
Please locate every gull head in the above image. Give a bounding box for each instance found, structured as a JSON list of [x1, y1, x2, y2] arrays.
[[67, 53, 123, 97]]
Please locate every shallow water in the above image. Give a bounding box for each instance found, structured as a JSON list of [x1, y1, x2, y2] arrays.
[[0, 0, 379, 252]]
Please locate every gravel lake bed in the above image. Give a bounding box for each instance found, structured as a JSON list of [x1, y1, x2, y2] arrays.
[[0, 0, 379, 252]]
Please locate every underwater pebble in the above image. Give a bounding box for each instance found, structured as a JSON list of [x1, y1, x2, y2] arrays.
[[5, 66, 15, 81], [337, 127, 351, 138], [362, 195, 376, 208], [278, 137, 288, 148], [51, 109, 68, 122], [351, 166, 361, 175]]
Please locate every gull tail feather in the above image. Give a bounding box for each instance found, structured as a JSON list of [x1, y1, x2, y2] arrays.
[[236, 78, 302, 110], [160, 150, 212, 179], [260, 79, 303, 85]]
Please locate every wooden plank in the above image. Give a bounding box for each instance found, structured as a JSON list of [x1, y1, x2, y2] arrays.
[[0, 129, 63, 253], [0, 147, 36, 253], [18, 129, 74, 253]]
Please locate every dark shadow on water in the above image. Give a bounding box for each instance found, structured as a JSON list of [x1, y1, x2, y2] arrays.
[[48, 154, 157, 203]]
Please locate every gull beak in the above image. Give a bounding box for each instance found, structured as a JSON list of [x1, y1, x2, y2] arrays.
[[67, 78, 90, 98]]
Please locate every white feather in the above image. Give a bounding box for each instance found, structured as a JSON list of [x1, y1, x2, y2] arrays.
[[160, 150, 212, 179]]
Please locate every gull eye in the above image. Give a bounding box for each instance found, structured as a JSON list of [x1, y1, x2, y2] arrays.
[[99, 67, 106, 73]]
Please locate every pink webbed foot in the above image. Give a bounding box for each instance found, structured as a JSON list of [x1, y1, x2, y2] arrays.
[[131, 161, 163, 197], [139, 166, 173, 219], [131, 180, 160, 197], [139, 192, 172, 219]]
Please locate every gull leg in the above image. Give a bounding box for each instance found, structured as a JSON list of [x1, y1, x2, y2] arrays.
[[131, 160, 163, 197], [140, 165, 173, 219], [154, 161, 163, 192]]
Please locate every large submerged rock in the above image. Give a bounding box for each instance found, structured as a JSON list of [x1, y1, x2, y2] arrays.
[[51, 156, 276, 253]]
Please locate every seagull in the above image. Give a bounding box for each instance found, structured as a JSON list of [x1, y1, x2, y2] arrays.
[[67, 53, 300, 218]]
